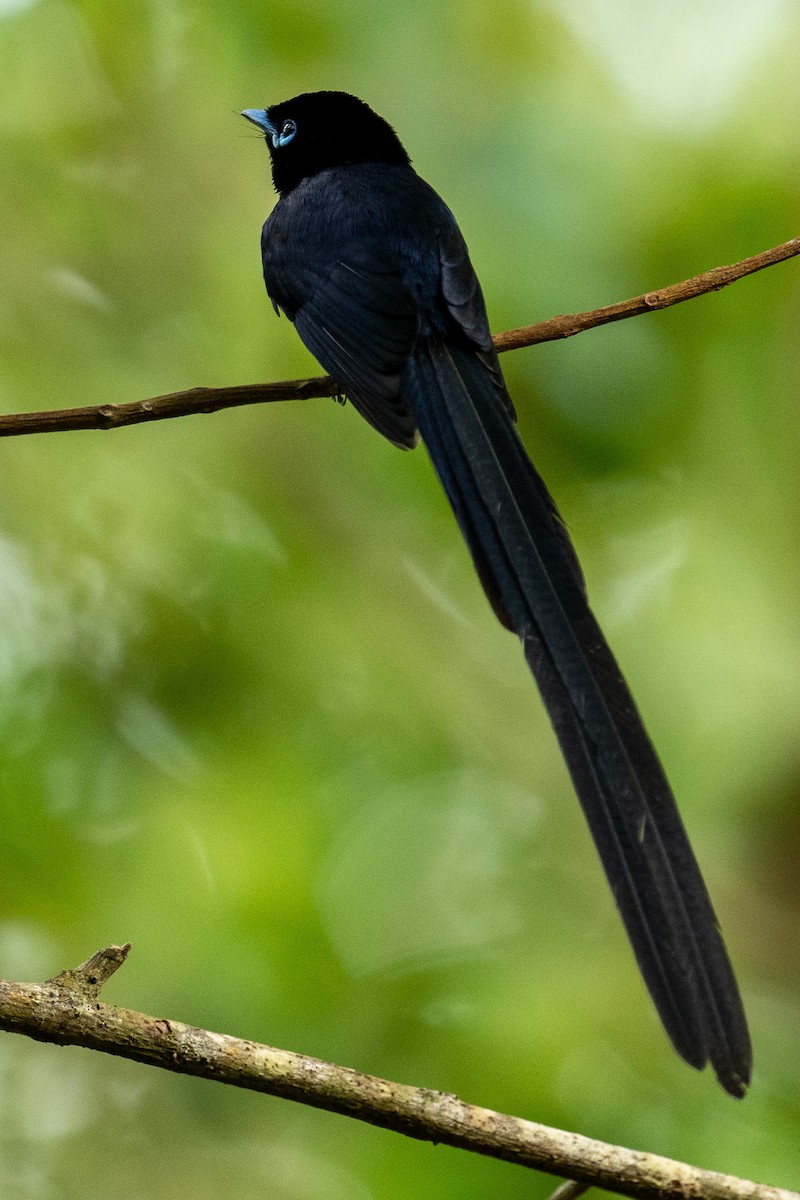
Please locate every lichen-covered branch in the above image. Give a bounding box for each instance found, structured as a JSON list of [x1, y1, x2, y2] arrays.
[[0, 237, 797, 439], [0, 947, 795, 1200]]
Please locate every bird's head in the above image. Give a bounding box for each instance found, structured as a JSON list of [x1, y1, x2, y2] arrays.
[[242, 91, 410, 196]]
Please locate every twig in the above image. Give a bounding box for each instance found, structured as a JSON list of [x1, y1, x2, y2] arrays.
[[0, 237, 797, 440], [492, 236, 800, 351], [0, 377, 341, 438], [0, 948, 795, 1200], [546, 1181, 591, 1200]]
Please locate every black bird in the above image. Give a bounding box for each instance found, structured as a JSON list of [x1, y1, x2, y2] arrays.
[[242, 91, 751, 1096]]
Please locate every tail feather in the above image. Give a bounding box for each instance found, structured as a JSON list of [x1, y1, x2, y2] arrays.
[[403, 336, 751, 1097]]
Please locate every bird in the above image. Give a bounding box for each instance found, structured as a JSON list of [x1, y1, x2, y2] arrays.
[[242, 90, 751, 1097]]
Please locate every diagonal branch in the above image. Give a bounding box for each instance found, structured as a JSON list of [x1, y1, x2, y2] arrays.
[[0, 947, 795, 1200], [0, 237, 797, 440], [491, 235, 800, 351]]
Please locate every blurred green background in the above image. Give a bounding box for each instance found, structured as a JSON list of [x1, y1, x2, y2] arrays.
[[1, 1, 799, 1196]]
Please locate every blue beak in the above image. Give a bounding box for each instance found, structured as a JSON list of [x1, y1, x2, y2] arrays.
[[241, 109, 276, 140]]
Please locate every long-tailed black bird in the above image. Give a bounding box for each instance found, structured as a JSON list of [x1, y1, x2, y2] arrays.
[[242, 91, 751, 1096]]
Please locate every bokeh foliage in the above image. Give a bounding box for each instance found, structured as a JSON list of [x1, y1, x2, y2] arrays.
[[1, 1, 799, 1196]]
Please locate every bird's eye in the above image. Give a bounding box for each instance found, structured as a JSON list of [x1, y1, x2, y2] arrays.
[[277, 119, 297, 147]]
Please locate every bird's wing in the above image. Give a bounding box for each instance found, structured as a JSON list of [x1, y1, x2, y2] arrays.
[[265, 232, 420, 448], [433, 218, 587, 593]]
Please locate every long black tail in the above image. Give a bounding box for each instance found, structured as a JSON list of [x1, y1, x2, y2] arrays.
[[403, 335, 751, 1097]]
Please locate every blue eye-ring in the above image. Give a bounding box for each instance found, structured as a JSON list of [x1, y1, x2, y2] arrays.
[[276, 119, 296, 147]]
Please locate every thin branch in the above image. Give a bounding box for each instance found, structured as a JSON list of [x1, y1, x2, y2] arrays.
[[0, 376, 342, 439], [492, 236, 800, 351], [0, 948, 795, 1200], [546, 1181, 591, 1200], [546, 1180, 592, 1200], [0, 237, 797, 440]]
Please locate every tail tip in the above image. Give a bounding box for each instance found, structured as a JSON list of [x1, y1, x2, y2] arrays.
[[716, 1059, 751, 1100]]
